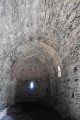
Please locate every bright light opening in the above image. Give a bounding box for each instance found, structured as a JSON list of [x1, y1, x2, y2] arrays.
[[0, 108, 7, 119], [58, 66, 61, 78], [30, 82, 34, 89]]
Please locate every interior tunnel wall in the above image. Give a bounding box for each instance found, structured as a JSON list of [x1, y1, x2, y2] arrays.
[[0, 0, 80, 120], [14, 59, 51, 103], [39, 0, 80, 119]]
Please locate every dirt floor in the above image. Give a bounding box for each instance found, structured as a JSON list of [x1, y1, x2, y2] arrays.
[[2, 102, 68, 120]]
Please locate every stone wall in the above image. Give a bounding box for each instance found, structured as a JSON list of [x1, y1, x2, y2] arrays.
[[15, 58, 51, 103], [0, 0, 80, 120]]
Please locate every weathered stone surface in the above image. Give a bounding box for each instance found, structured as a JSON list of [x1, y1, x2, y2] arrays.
[[0, 0, 79, 120]]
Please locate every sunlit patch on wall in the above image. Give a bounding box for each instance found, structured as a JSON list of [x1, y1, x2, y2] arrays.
[[0, 108, 7, 119], [58, 66, 61, 78]]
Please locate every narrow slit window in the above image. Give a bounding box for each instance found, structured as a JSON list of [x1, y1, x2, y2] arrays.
[[58, 66, 61, 78], [30, 82, 34, 89]]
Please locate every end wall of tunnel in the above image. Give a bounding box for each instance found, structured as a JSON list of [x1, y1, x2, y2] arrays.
[[11, 41, 60, 104], [0, 0, 80, 120], [15, 58, 51, 102]]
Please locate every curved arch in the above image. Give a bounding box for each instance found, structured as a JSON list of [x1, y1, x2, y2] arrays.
[[11, 41, 62, 78], [11, 53, 55, 78]]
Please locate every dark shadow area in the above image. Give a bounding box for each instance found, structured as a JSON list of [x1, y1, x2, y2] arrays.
[[2, 101, 64, 120]]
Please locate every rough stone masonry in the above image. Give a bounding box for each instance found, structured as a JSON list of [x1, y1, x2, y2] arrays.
[[0, 0, 80, 120]]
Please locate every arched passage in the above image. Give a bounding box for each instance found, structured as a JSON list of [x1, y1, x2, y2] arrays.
[[11, 41, 61, 105], [0, 0, 79, 119]]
